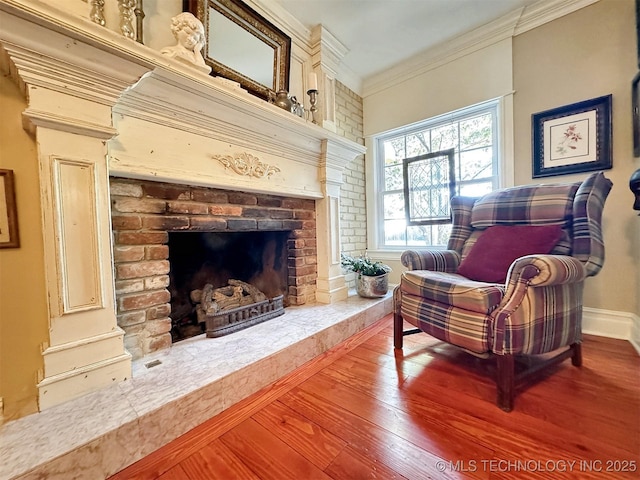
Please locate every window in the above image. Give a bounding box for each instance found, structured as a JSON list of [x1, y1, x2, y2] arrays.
[[375, 100, 500, 248]]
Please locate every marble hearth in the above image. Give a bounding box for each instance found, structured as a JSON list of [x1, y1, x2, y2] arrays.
[[0, 294, 393, 479]]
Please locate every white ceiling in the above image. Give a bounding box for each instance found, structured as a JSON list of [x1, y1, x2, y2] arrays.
[[274, 0, 540, 81]]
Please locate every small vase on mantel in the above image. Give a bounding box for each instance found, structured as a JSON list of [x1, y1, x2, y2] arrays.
[[273, 90, 293, 112]]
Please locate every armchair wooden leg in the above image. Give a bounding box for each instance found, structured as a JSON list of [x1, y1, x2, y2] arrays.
[[496, 354, 515, 412], [571, 342, 582, 367], [394, 312, 404, 349]]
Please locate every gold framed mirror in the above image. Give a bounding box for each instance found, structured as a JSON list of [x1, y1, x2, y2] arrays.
[[185, 0, 291, 100]]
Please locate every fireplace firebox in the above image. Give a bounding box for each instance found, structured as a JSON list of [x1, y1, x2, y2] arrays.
[[168, 231, 290, 341]]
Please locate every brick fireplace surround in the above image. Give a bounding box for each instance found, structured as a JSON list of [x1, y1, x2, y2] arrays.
[[110, 178, 318, 358]]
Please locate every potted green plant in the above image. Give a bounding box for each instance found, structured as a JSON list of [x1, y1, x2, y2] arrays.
[[341, 252, 391, 298]]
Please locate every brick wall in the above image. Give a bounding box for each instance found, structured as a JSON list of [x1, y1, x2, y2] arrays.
[[110, 178, 317, 359], [335, 81, 367, 287]]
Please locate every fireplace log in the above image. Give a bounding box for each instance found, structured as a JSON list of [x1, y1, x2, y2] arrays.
[[190, 289, 202, 303], [213, 285, 244, 309], [200, 284, 218, 316], [192, 280, 270, 323], [229, 279, 267, 302]]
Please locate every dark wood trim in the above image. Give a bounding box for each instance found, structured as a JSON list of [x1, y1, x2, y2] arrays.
[[571, 342, 582, 366], [393, 312, 403, 349], [496, 353, 515, 411]]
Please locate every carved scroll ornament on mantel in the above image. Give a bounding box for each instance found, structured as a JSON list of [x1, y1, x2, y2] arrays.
[[213, 153, 280, 178]]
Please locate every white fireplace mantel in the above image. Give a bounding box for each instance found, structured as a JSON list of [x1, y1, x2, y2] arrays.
[[0, 0, 365, 410], [109, 66, 364, 198]]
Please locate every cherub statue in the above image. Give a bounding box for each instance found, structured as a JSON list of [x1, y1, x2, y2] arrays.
[[161, 12, 211, 74]]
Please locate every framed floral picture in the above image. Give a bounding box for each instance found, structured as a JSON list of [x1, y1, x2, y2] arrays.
[[532, 95, 612, 178]]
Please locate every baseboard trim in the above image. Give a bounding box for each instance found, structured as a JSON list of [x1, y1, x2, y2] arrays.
[[582, 307, 640, 355]]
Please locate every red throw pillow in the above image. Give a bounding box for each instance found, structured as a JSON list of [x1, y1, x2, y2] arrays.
[[457, 224, 563, 283]]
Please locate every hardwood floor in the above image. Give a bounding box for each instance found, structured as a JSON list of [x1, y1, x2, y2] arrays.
[[111, 315, 640, 479]]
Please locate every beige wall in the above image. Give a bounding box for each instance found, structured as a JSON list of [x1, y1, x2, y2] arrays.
[[363, 38, 514, 137], [513, 0, 638, 314], [0, 72, 49, 421]]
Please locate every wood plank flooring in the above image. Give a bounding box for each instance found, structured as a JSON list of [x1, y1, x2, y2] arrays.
[[111, 315, 640, 479]]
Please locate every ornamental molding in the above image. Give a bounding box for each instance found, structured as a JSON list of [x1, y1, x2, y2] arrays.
[[213, 153, 281, 179]]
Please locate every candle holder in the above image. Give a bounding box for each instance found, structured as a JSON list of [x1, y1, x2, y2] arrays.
[[134, 0, 145, 44], [307, 89, 319, 124]]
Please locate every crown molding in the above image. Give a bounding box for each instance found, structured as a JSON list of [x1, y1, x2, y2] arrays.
[[362, 8, 522, 98], [362, 0, 600, 98], [514, 0, 599, 35]]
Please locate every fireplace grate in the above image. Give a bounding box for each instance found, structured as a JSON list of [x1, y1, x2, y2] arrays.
[[204, 295, 285, 338]]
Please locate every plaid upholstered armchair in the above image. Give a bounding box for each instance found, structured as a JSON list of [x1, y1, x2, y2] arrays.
[[393, 172, 612, 411]]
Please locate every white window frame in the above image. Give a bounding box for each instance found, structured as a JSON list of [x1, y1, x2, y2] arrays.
[[365, 96, 514, 256]]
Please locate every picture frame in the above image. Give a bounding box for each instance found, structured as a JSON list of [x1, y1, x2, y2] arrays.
[[532, 95, 612, 178], [185, 0, 291, 101], [633, 72, 640, 158], [0, 169, 20, 248]]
